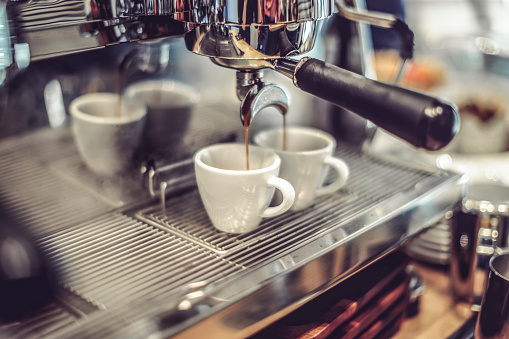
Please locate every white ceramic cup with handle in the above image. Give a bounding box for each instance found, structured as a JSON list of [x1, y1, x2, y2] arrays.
[[70, 92, 147, 176], [194, 143, 295, 233], [254, 127, 349, 211]]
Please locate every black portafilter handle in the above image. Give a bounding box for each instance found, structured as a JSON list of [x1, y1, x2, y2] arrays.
[[275, 58, 459, 151]]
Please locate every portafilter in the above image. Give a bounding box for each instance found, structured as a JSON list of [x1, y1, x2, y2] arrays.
[[0, 0, 459, 151], [180, 0, 459, 151]]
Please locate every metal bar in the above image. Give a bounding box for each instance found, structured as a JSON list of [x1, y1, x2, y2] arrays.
[[335, 0, 396, 28]]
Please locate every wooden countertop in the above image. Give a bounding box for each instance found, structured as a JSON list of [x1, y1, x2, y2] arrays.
[[393, 262, 475, 339]]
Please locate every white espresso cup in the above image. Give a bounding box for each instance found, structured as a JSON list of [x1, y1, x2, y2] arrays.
[[254, 127, 349, 211], [125, 80, 199, 153], [194, 143, 295, 233], [70, 93, 147, 176]]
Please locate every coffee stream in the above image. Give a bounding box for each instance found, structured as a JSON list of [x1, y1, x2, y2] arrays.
[[283, 115, 287, 152], [244, 118, 250, 171], [116, 71, 124, 117], [155, 81, 163, 107]]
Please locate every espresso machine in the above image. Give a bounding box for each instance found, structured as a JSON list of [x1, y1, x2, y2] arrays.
[[0, 0, 459, 150], [0, 0, 465, 338]]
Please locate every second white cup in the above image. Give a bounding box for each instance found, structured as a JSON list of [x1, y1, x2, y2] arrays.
[[125, 80, 199, 153], [194, 143, 295, 233], [70, 93, 147, 176], [254, 127, 349, 211]]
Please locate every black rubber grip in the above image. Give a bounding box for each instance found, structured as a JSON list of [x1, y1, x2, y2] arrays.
[[295, 58, 459, 151]]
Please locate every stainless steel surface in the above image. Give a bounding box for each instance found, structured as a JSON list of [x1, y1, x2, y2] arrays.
[[319, 0, 380, 150], [337, 0, 380, 152], [408, 184, 509, 268], [228, 69, 290, 128], [0, 129, 113, 237], [240, 81, 288, 126], [127, 0, 334, 23], [119, 42, 172, 78], [350, 0, 377, 80], [173, 0, 333, 25], [184, 22, 321, 63], [0, 98, 240, 211], [236, 71, 264, 100], [274, 57, 308, 85], [2, 0, 333, 74], [0, 0, 188, 77], [126, 0, 173, 15], [0, 2, 464, 335], [406, 221, 452, 266], [352, 0, 380, 152], [0, 120, 464, 338], [1, 298, 96, 338], [272, 58, 302, 81]]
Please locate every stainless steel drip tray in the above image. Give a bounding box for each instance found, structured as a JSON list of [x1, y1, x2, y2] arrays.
[[0, 128, 464, 339], [50, 148, 464, 339], [136, 189, 359, 255]]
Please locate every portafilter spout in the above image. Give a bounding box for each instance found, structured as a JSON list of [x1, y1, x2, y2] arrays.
[[236, 71, 289, 127]]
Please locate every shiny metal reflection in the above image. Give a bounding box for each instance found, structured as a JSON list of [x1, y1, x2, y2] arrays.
[[0, 0, 189, 75], [240, 82, 288, 126], [172, 0, 333, 25], [184, 22, 321, 64]]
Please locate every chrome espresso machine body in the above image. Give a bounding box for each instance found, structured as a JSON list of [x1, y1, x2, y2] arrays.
[[0, 1, 465, 338]]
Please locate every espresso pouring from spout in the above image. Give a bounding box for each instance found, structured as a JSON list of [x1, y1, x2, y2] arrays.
[[236, 71, 289, 127]]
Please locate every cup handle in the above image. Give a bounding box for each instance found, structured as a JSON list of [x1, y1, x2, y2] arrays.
[[315, 156, 349, 196], [260, 177, 295, 218]]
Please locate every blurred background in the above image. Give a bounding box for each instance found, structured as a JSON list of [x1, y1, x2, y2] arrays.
[[368, 0, 509, 186]]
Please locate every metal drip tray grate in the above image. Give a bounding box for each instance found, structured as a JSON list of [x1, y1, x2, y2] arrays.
[[137, 189, 358, 254], [0, 130, 112, 237], [59, 145, 462, 339], [0, 126, 464, 339], [1, 302, 80, 338], [137, 148, 436, 257], [37, 213, 245, 311], [0, 100, 241, 236]]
